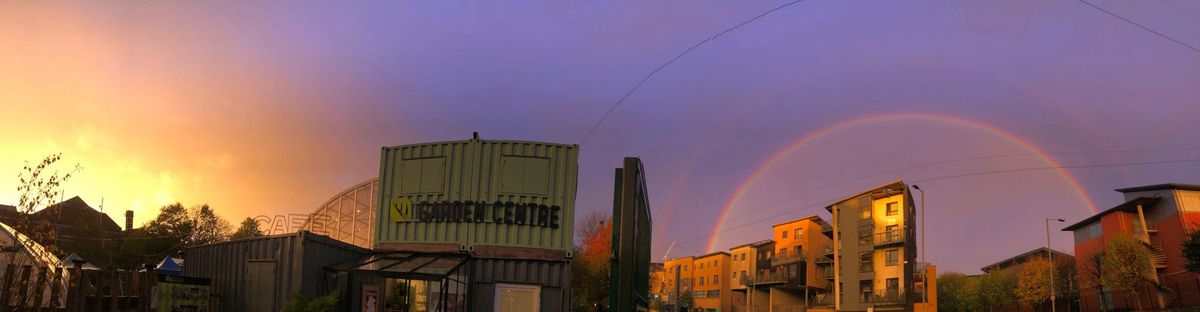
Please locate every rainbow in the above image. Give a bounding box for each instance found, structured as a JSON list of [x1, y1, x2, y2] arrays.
[[704, 112, 1098, 253]]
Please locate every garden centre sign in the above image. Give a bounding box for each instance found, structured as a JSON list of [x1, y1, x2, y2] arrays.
[[389, 197, 561, 229]]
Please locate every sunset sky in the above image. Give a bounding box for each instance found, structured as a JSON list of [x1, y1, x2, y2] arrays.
[[1, 1, 1198, 273]]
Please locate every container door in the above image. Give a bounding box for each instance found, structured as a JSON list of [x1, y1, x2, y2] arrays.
[[246, 260, 277, 312]]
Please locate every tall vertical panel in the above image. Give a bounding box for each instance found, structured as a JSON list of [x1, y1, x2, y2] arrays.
[[375, 138, 578, 253]]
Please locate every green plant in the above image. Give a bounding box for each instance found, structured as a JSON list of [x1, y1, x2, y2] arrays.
[[284, 289, 341, 312]]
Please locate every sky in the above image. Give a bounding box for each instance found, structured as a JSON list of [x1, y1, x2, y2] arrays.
[[1, 1, 1198, 274]]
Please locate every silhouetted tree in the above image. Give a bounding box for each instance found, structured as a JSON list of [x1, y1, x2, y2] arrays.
[[10, 153, 80, 259], [190, 204, 230, 245], [231, 217, 264, 240]]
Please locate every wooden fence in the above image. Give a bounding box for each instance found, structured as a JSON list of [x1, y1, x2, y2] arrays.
[[0, 264, 219, 312]]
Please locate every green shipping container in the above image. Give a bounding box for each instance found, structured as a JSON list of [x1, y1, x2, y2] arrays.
[[374, 137, 578, 254]]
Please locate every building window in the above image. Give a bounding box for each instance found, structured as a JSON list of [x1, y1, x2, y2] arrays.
[[860, 252, 873, 273], [860, 280, 872, 303], [885, 225, 899, 241], [699, 277, 704, 286], [741, 254, 746, 261], [859, 204, 871, 220], [794, 246, 802, 257], [886, 249, 899, 266], [683, 265, 687, 271], [886, 278, 899, 296], [795, 228, 803, 238], [789, 264, 799, 278], [713, 260, 718, 266], [859, 232, 872, 246], [782, 231, 788, 239], [779, 249, 787, 259], [699, 263, 704, 269], [886, 202, 898, 216], [495, 283, 540, 312], [732, 271, 738, 279], [713, 275, 719, 284]]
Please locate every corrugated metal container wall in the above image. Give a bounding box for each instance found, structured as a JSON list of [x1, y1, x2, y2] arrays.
[[469, 258, 572, 311], [182, 232, 368, 312], [375, 139, 578, 253]]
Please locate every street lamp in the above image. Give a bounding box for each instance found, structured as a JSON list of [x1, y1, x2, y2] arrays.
[[1046, 218, 1065, 312], [912, 184, 926, 304]]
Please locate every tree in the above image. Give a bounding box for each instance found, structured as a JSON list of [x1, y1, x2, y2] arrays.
[[571, 212, 611, 311], [190, 204, 231, 245], [937, 272, 969, 312], [960, 272, 1015, 312], [676, 291, 693, 311], [1015, 257, 1054, 308], [1185, 226, 1200, 272], [231, 217, 264, 240], [1078, 252, 1108, 311], [11, 153, 80, 259], [1101, 233, 1152, 310], [139, 202, 232, 263]]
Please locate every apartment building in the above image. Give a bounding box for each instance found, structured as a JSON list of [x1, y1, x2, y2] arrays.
[[650, 262, 666, 307], [826, 180, 918, 311], [729, 240, 772, 310], [693, 252, 732, 312], [664, 256, 695, 311], [1062, 183, 1200, 310]]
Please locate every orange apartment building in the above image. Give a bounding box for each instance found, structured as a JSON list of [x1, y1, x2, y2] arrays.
[[693, 252, 733, 312], [664, 256, 695, 311], [762, 216, 835, 309], [1062, 183, 1200, 310]]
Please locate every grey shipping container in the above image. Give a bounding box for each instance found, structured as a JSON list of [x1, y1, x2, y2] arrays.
[[182, 231, 369, 312]]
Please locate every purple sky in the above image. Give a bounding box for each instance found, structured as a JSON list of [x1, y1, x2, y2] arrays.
[[2, 1, 1199, 274]]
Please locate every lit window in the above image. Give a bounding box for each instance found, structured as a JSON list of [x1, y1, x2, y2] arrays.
[[886, 202, 899, 216]]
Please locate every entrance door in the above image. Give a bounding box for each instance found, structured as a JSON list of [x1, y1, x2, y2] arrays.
[[246, 260, 277, 312]]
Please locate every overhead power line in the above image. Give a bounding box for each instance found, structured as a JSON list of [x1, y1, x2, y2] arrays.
[[577, 0, 809, 145], [1077, 0, 1200, 54], [670, 155, 1200, 250]]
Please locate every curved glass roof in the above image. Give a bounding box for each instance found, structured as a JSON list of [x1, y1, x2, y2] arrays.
[[300, 178, 378, 249]]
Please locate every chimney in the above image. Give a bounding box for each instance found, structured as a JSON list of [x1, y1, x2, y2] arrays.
[[125, 210, 134, 231]]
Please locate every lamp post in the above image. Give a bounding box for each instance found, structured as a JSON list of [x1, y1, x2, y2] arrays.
[[912, 184, 926, 304], [1046, 218, 1065, 312]]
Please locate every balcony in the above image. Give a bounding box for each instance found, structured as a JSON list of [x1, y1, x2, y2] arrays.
[[772, 252, 806, 266], [861, 290, 906, 305], [814, 255, 832, 265], [874, 230, 906, 247], [741, 271, 789, 285]]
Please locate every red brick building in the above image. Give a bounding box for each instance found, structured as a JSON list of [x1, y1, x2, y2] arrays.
[[1062, 183, 1200, 310]]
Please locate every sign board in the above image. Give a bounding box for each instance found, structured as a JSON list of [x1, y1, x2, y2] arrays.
[[154, 275, 211, 311]]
